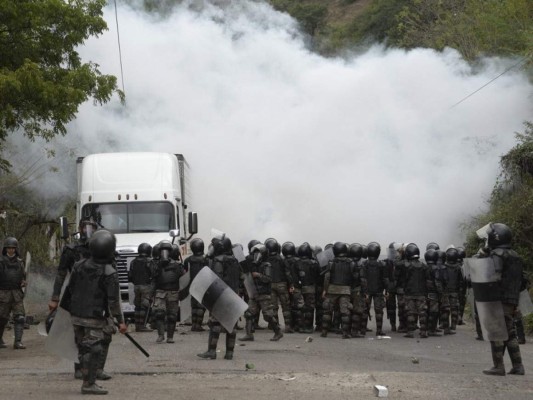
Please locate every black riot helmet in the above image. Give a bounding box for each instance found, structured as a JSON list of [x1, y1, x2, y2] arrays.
[[265, 238, 280, 255], [367, 242, 381, 260], [211, 236, 225, 256], [2, 236, 19, 256], [445, 247, 459, 263], [424, 249, 438, 264], [251, 243, 268, 264], [332, 242, 348, 257], [170, 244, 181, 261], [361, 245, 368, 260], [281, 242, 296, 257], [456, 247, 466, 260], [348, 243, 363, 260], [437, 250, 446, 264], [487, 223, 512, 249], [298, 242, 313, 258], [158, 240, 173, 261], [404, 243, 420, 260], [222, 236, 233, 255], [89, 230, 116, 262], [190, 238, 205, 256], [152, 243, 161, 260], [248, 239, 261, 253], [426, 242, 440, 251], [79, 218, 98, 242], [138, 243, 152, 257]]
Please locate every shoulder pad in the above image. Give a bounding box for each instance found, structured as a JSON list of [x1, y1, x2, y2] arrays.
[[492, 248, 506, 257], [104, 264, 116, 276]]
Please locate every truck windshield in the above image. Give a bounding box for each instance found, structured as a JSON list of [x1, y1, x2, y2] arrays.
[[81, 202, 175, 234]]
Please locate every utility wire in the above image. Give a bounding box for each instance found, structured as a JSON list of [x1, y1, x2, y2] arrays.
[[114, 0, 126, 97], [449, 56, 529, 109]]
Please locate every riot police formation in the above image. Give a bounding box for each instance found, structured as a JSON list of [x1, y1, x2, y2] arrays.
[[151, 240, 184, 343], [321, 242, 358, 339], [62, 230, 128, 395], [239, 243, 284, 342], [128, 243, 154, 332], [360, 242, 389, 336], [265, 238, 294, 333], [0, 237, 26, 349], [481, 223, 525, 376], [183, 238, 208, 331], [197, 236, 241, 360], [424, 249, 444, 336]]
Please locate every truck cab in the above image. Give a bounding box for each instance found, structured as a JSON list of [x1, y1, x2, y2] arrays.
[[74, 152, 198, 314]]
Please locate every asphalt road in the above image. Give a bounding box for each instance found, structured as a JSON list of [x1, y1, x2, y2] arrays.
[[0, 319, 531, 399]]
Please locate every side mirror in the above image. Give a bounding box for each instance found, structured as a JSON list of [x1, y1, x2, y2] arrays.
[[169, 229, 180, 238], [188, 212, 198, 235], [59, 217, 69, 240]]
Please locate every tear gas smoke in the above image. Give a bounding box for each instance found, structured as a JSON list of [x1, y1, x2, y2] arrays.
[[9, 1, 533, 250]]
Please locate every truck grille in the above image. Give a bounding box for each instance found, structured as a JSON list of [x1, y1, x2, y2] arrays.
[[115, 253, 137, 300]]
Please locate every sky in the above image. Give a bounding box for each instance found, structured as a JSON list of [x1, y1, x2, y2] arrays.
[[11, 0, 532, 251]]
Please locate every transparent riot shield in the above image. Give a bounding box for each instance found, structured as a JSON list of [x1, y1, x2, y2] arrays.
[[465, 257, 508, 341], [45, 306, 78, 363], [243, 273, 257, 299], [190, 267, 248, 332], [519, 289, 533, 316], [179, 270, 192, 322], [232, 245, 246, 263], [316, 247, 334, 268]]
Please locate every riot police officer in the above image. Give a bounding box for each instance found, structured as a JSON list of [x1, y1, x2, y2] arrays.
[[197, 236, 241, 360], [128, 243, 153, 332], [183, 238, 208, 331], [0, 237, 26, 349], [482, 223, 525, 376], [265, 238, 294, 333], [294, 242, 319, 334], [443, 247, 464, 333], [151, 240, 183, 343], [63, 230, 127, 395], [361, 242, 389, 336], [282, 242, 302, 332], [239, 243, 283, 342], [403, 243, 431, 338], [424, 249, 443, 336], [321, 242, 357, 338]]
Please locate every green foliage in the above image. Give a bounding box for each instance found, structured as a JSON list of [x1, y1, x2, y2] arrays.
[[0, 0, 124, 171], [463, 122, 533, 273], [269, 1, 328, 36]]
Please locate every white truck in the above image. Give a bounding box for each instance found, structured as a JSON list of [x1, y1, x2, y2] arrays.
[[67, 152, 198, 314]]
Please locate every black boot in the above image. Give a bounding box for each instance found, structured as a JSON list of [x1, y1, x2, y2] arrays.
[[483, 342, 505, 376], [156, 320, 165, 343], [225, 333, 235, 360], [239, 319, 254, 341], [270, 318, 284, 341], [197, 331, 218, 359], [13, 319, 26, 349], [167, 323, 175, 343], [96, 340, 111, 380], [515, 318, 526, 345], [0, 318, 7, 349]]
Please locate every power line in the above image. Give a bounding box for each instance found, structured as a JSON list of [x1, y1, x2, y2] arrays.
[[114, 0, 126, 97], [449, 56, 529, 109]]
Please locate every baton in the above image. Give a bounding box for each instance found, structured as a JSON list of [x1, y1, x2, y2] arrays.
[[114, 321, 150, 358]]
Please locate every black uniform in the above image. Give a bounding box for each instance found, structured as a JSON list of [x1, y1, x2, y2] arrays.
[[0, 253, 26, 349], [128, 254, 153, 331], [183, 254, 208, 331], [361, 259, 389, 335]]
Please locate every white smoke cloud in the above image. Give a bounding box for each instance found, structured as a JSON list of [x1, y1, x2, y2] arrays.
[[16, 0, 533, 250]]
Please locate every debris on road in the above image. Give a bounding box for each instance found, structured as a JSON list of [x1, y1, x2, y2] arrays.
[[374, 384, 388, 397]]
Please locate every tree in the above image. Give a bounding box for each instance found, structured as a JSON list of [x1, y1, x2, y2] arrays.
[[463, 122, 533, 273], [0, 0, 124, 171]]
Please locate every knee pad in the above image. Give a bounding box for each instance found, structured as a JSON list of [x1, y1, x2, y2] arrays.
[[154, 309, 166, 321], [244, 310, 254, 320], [14, 314, 25, 324]]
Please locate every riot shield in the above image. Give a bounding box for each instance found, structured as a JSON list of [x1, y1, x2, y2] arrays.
[[179, 269, 192, 322], [465, 257, 508, 341], [232, 245, 246, 263], [243, 273, 257, 299], [316, 247, 334, 268], [519, 289, 533, 316], [190, 267, 248, 332], [128, 283, 135, 305], [45, 306, 78, 363]]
